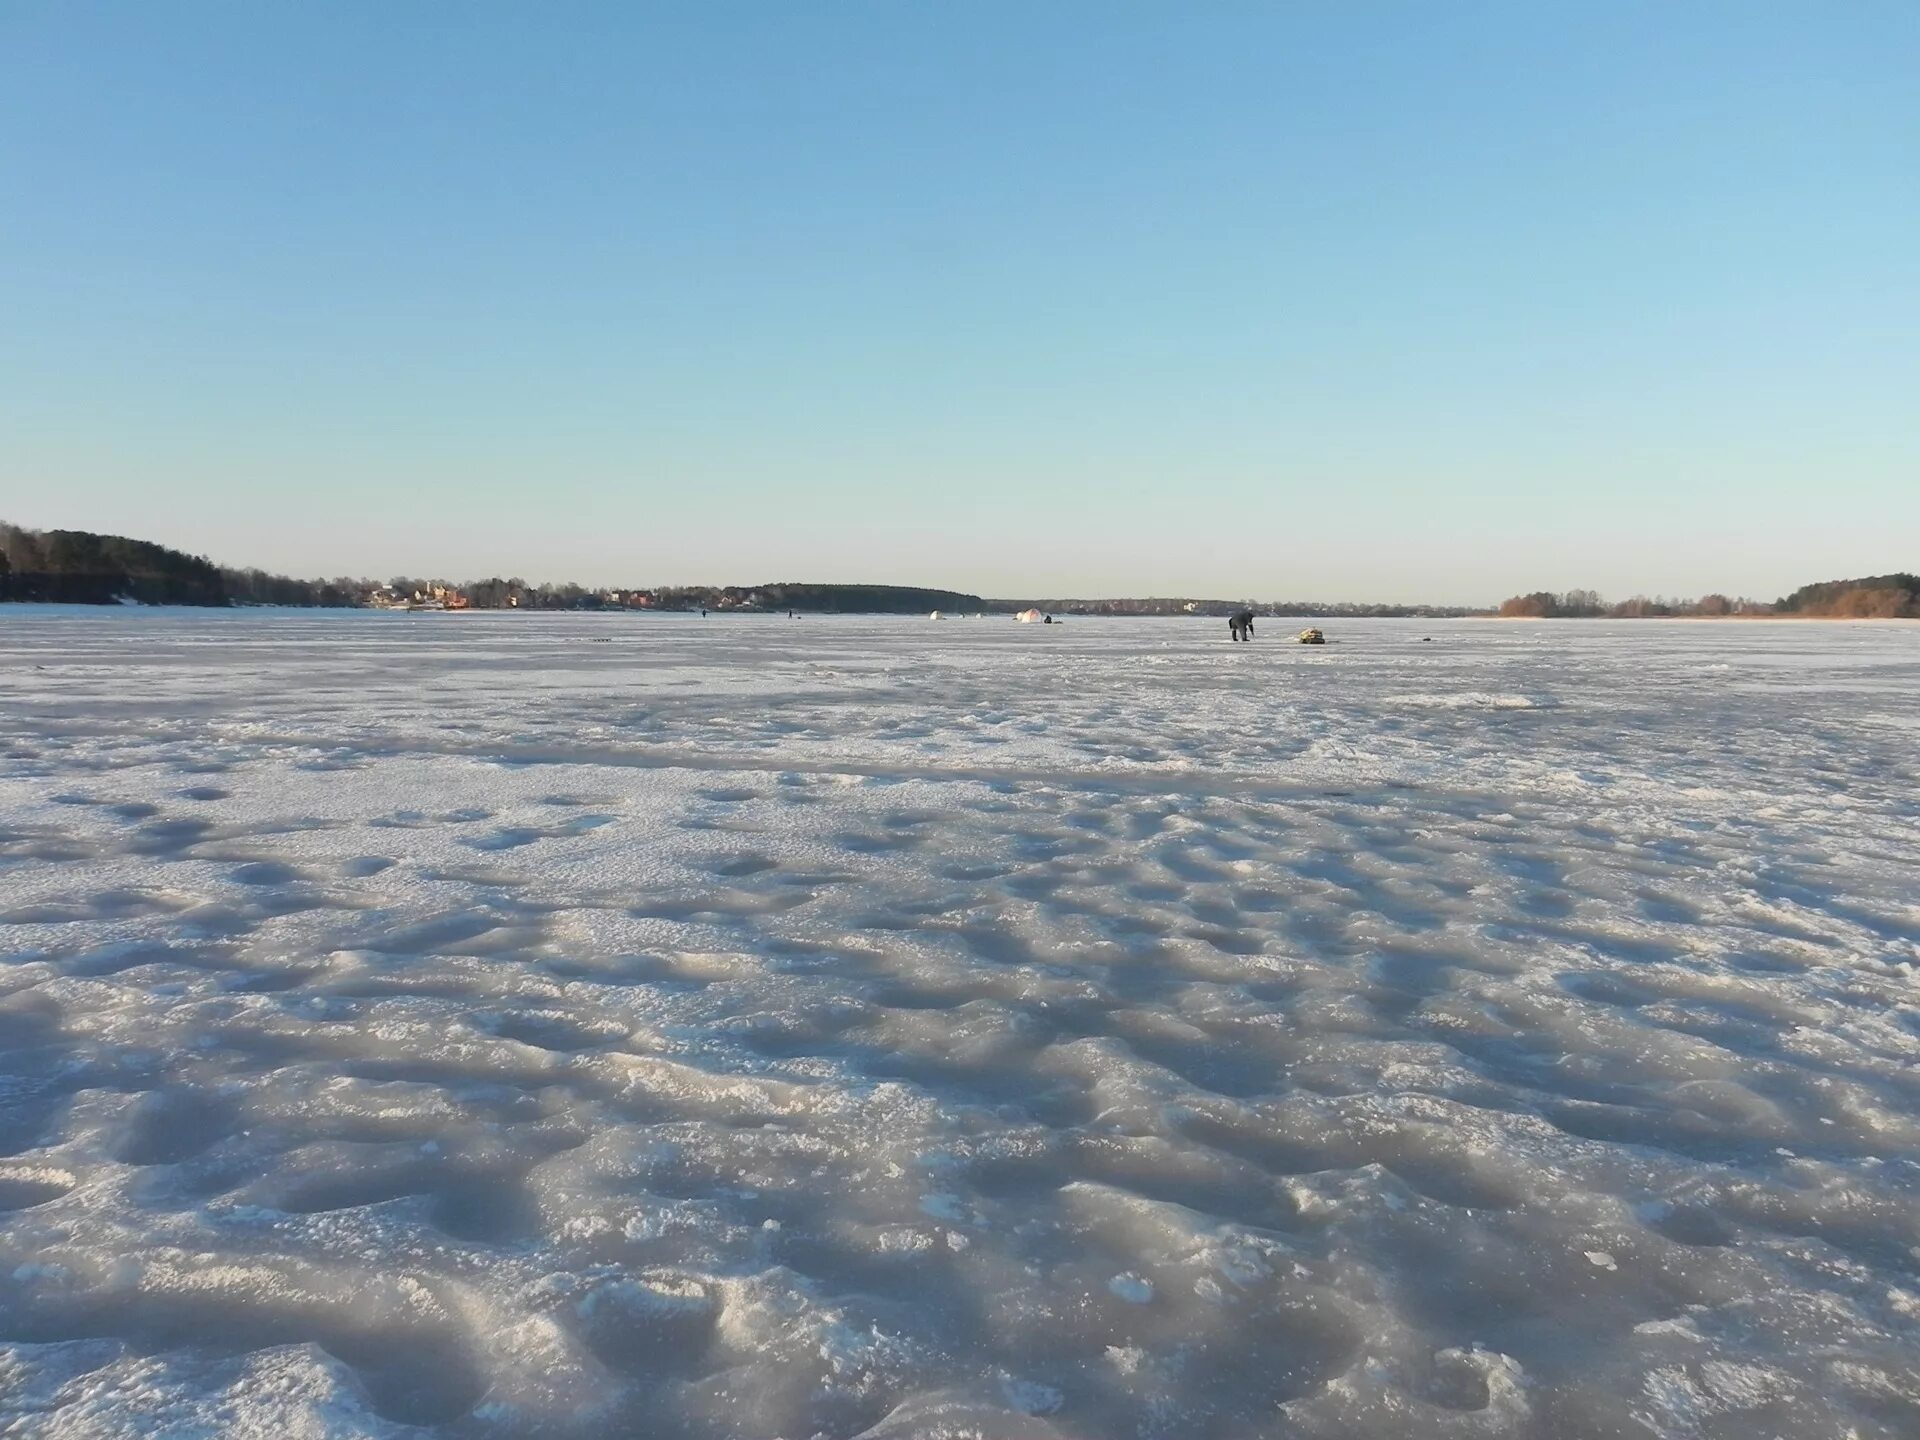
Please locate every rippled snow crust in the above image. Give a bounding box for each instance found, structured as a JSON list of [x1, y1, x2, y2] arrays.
[[1, 610, 1916, 1439]]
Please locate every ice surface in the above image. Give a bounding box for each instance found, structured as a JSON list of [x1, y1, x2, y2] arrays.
[[0, 608, 1916, 1438]]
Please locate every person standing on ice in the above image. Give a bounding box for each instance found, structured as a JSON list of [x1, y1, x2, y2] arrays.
[[1228, 608, 1255, 641]]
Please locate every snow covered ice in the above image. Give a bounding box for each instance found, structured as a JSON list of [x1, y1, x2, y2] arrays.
[[1, 608, 1917, 1438]]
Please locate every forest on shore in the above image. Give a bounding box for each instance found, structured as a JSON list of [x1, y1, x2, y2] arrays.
[[1497, 576, 1920, 619]]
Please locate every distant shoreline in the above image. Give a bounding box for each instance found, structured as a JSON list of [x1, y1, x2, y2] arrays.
[[5, 601, 1917, 626], [4, 522, 1914, 620]]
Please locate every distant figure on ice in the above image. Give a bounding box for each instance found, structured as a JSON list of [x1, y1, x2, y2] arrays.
[[1228, 608, 1255, 641]]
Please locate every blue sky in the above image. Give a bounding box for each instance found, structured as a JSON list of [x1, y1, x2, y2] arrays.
[[3, 2, 1914, 601]]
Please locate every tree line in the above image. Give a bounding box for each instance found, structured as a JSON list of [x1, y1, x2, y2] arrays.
[[1775, 574, 1920, 618], [1499, 575, 1918, 619], [1, 523, 229, 605]]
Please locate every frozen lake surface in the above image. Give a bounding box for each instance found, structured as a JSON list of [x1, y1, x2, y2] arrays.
[[1, 609, 1916, 1438]]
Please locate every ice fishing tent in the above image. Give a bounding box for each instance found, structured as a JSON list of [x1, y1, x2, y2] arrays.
[[1016, 608, 1043, 623]]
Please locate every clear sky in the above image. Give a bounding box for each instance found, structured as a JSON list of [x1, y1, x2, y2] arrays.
[[3, 3, 1914, 602]]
